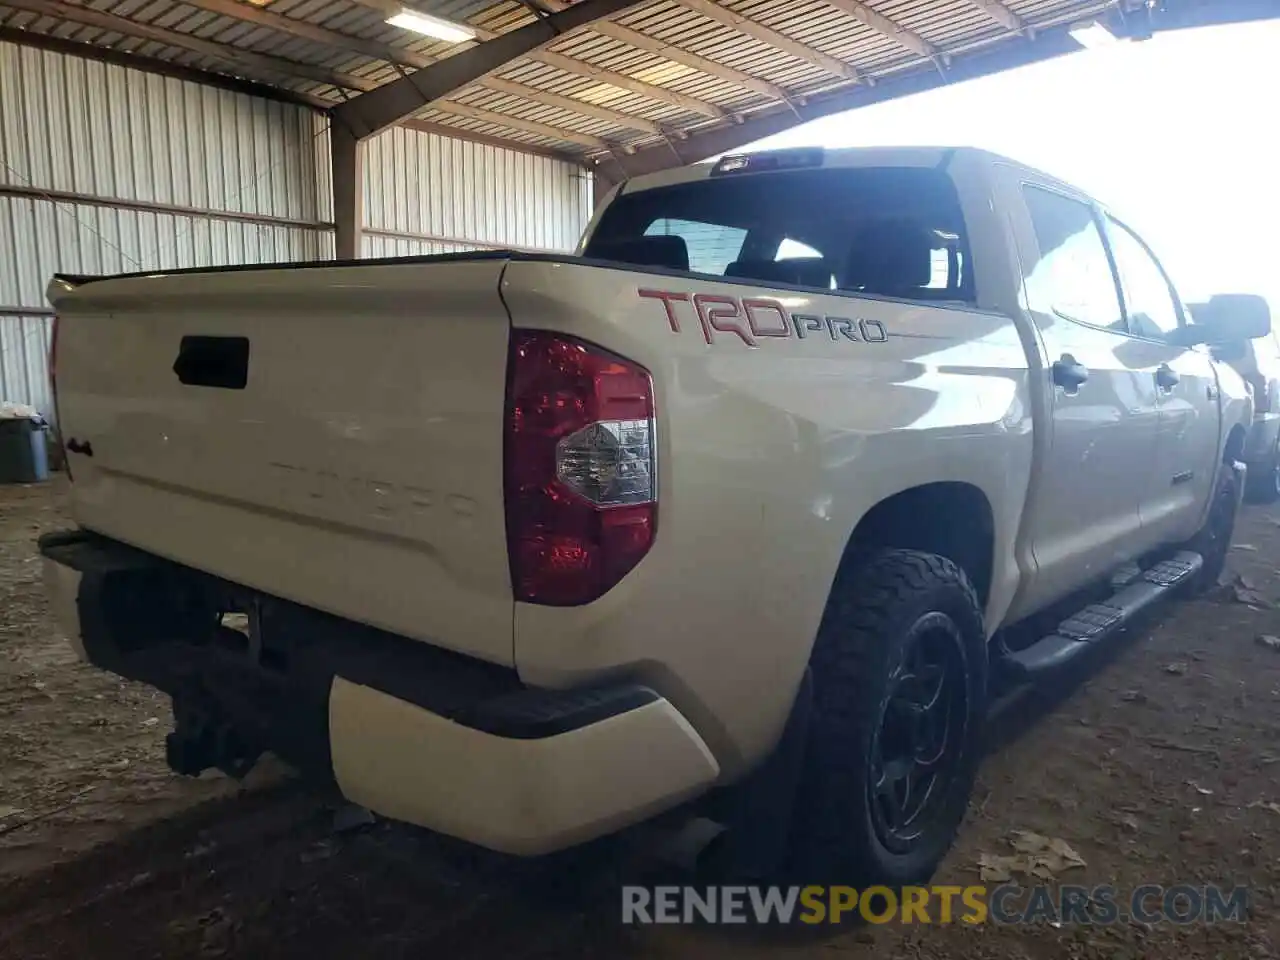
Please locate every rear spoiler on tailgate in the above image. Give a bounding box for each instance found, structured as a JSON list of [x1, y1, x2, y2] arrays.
[[50, 248, 774, 299], [52, 250, 523, 288]]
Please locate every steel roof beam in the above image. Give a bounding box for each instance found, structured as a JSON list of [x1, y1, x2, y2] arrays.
[[23, 0, 677, 154], [480, 76, 663, 134], [172, 0, 674, 144], [600, 0, 1280, 181], [527, 49, 729, 120], [428, 100, 615, 150], [478, 7, 735, 121], [590, 19, 791, 102], [821, 0, 937, 59], [672, 0, 862, 84], [4, 0, 368, 94], [965, 0, 1024, 32], [176, 0, 434, 70], [532, 0, 790, 103], [391, 3, 735, 126], [330, 0, 648, 140], [400, 118, 583, 163], [596, 16, 1119, 183], [0, 21, 587, 163], [0, 25, 331, 108]]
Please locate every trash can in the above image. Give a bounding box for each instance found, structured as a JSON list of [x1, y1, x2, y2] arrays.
[[0, 417, 50, 484]]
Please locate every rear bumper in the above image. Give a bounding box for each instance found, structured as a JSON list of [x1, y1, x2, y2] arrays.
[[41, 530, 719, 855], [329, 679, 717, 854]]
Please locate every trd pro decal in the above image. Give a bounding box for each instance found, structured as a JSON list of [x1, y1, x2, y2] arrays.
[[638, 289, 888, 347]]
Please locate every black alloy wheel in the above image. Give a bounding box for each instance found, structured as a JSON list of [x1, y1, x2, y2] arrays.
[[867, 611, 969, 855]]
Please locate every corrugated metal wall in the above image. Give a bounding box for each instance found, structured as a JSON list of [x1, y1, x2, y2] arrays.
[[0, 39, 593, 418], [0, 312, 51, 421], [0, 44, 330, 221], [362, 125, 592, 258], [0, 38, 332, 417]]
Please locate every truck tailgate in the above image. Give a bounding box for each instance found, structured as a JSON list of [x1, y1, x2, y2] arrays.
[[47, 259, 515, 666]]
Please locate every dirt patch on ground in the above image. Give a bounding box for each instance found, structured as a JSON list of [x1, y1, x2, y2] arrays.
[[3, 479, 1280, 958], [0, 481, 236, 883]]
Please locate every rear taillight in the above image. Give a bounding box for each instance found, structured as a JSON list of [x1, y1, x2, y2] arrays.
[[49, 314, 71, 480], [505, 331, 656, 606]]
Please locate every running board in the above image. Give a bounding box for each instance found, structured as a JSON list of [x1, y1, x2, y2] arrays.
[[1002, 551, 1203, 677]]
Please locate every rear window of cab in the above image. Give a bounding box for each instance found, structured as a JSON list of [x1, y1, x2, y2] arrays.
[[584, 166, 973, 304]]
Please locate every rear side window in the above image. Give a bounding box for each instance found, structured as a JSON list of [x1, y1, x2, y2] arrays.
[[1022, 186, 1125, 333], [585, 166, 973, 303]]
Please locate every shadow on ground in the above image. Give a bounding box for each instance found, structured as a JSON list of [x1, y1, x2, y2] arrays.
[[5, 480, 1280, 959]]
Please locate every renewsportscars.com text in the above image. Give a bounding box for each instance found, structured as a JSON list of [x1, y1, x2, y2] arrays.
[[621, 884, 1248, 926]]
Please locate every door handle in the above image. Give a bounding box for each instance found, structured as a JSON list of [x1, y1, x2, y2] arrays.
[[1155, 364, 1180, 392], [1052, 355, 1089, 393]]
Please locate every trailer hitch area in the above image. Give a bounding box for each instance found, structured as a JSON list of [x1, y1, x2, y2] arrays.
[[166, 699, 262, 780]]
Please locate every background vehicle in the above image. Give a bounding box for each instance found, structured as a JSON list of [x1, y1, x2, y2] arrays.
[[40, 146, 1267, 891], [1204, 308, 1280, 503]]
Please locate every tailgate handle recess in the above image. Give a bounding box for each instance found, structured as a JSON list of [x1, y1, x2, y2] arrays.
[[173, 336, 250, 390]]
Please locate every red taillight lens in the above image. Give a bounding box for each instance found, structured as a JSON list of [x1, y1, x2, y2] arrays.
[[505, 331, 656, 606]]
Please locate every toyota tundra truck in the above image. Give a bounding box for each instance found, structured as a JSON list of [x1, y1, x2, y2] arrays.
[[39, 146, 1270, 889]]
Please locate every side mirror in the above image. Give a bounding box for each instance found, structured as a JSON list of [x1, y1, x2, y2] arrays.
[[1182, 294, 1272, 345]]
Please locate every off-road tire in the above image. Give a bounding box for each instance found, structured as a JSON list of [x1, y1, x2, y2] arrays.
[[788, 549, 987, 892], [1245, 441, 1280, 504]]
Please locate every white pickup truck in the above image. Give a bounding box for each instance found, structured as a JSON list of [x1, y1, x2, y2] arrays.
[[41, 146, 1269, 890]]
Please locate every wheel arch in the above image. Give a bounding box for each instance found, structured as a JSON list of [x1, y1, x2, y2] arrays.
[[839, 482, 996, 609], [1224, 422, 1247, 465]]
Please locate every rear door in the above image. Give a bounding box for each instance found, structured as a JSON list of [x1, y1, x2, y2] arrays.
[[1011, 184, 1162, 615], [1102, 215, 1220, 547]]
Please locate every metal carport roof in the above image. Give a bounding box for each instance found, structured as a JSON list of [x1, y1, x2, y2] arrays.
[[0, 0, 1274, 179]]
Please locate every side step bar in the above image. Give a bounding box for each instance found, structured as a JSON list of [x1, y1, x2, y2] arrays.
[[1002, 551, 1203, 677]]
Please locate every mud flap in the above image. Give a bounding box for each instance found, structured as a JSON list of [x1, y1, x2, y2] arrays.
[[715, 669, 813, 880]]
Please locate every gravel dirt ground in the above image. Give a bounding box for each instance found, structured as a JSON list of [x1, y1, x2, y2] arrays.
[[3, 478, 1280, 959]]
